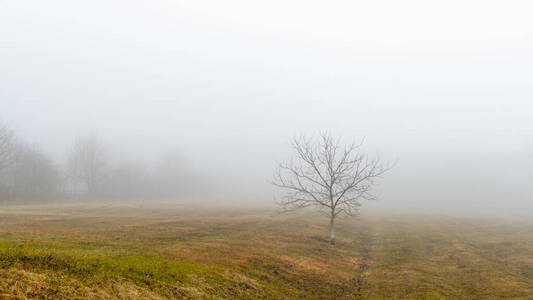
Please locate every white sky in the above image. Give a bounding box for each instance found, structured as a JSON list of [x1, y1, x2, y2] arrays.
[[1, 0, 532, 215]]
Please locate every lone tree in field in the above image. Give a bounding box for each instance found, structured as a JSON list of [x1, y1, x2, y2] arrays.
[[273, 132, 390, 244]]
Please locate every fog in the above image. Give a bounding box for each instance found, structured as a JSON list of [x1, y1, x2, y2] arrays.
[[1, 1, 532, 216]]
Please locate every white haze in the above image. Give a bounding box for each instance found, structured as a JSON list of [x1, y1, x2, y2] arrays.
[[1, 0, 532, 216]]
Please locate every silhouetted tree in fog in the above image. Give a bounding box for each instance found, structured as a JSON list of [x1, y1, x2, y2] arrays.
[[273, 132, 391, 244], [0, 124, 15, 174], [1, 125, 59, 202], [101, 162, 151, 198], [0, 124, 15, 199], [12, 143, 59, 200], [67, 136, 106, 196], [154, 154, 198, 198]]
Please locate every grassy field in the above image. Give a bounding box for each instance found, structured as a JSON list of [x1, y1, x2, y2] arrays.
[[0, 203, 532, 299]]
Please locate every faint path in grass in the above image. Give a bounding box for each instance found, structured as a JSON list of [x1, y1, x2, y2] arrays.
[[338, 221, 381, 299], [354, 230, 377, 298]]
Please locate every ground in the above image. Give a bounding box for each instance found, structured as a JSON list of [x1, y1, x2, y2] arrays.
[[0, 203, 532, 299]]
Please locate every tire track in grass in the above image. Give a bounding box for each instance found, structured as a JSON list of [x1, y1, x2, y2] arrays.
[[348, 223, 379, 299]]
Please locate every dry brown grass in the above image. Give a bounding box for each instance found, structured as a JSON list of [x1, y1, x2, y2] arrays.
[[0, 203, 532, 299]]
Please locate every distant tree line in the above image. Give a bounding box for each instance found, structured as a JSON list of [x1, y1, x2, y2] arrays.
[[0, 122, 200, 203]]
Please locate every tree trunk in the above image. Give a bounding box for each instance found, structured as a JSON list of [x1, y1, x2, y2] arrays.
[[329, 214, 335, 244]]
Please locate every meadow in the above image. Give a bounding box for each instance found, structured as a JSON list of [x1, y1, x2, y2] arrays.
[[0, 203, 532, 299]]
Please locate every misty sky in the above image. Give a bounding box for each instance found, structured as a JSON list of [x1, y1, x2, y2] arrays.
[[1, 1, 532, 215]]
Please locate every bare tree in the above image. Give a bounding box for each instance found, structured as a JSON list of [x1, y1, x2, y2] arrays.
[[100, 161, 151, 198], [0, 124, 16, 200], [67, 136, 106, 196], [273, 132, 391, 244], [12, 143, 59, 200]]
